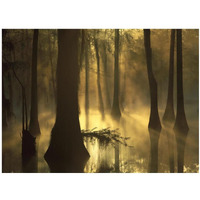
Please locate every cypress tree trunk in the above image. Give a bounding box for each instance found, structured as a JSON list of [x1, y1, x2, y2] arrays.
[[120, 67, 126, 112], [48, 30, 56, 105], [44, 30, 90, 172], [2, 75, 8, 128], [21, 30, 25, 61], [163, 29, 175, 123], [2, 30, 9, 128], [102, 41, 111, 110], [7, 72, 14, 120], [80, 30, 85, 69], [144, 29, 162, 173], [162, 29, 176, 173], [25, 29, 31, 119], [111, 29, 121, 121], [111, 29, 121, 172], [94, 32, 105, 120], [84, 31, 89, 129], [174, 29, 189, 173], [29, 29, 41, 137]]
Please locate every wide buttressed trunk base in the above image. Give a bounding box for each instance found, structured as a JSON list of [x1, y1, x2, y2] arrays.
[[44, 30, 90, 172], [44, 126, 90, 173], [22, 130, 37, 172], [162, 106, 175, 124], [111, 108, 121, 122], [29, 120, 41, 137]]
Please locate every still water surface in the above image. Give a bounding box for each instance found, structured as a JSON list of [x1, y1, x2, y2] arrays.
[[2, 105, 199, 173]]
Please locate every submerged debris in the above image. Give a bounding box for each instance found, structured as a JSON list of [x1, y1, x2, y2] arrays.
[[82, 127, 131, 147]]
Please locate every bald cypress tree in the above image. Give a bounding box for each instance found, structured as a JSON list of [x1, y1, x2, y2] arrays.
[[163, 29, 175, 123], [162, 29, 176, 172], [111, 29, 121, 121], [111, 29, 121, 172], [84, 30, 90, 129], [102, 32, 111, 110], [44, 30, 90, 172], [94, 31, 105, 120], [174, 29, 189, 173], [29, 29, 41, 137], [144, 29, 162, 173]]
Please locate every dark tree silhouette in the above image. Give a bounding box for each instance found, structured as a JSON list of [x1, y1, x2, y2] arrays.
[[94, 31, 105, 120], [2, 30, 8, 128], [2, 76, 8, 128], [84, 30, 90, 129], [102, 31, 111, 110], [144, 29, 162, 173], [111, 29, 121, 172], [48, 30, 56, 105], [24, 29, 31, 118], [2, 31, 15, 126], [120, 67, 126, 112], [29, 29, 41, 137], [174, 29, 189, 173], [8, 42, 37, 172], [80, 29, 85, 69], [7, 71, 15, 120], [44, 30, 90, 172], [162, 29, 176, 172], [111, 29, 121, 121], [163, 29, 176, 123]]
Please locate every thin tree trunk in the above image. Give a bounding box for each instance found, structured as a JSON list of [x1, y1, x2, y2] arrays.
[[144, 29, 162, 173], [102, 41, 111, 110], [84, 32, 89, 129], [111, 29, 121, 172], [162, 29, 176, 173], [111, 29, 121, 121], [29, 29, 41, 137], [174, 29, 189, 173], [94, 32, 105, 120], [163, 29, 175, 123], [7, 72, 14, 120], [44, 30, 90, 172], [80, 30, 85, 69], [21, 29, 25, 61], [2, 75, 8, 128], [25, 29, 31, 119], [48, 30, 56, 105], [120, 66, 126, 112]]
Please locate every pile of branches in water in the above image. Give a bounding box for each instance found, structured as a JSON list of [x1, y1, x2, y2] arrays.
[[82, 127, 131, 147]]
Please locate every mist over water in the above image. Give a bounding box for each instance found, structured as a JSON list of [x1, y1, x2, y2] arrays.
[[2, 29, 199, 173], [2, 100, 198, 173]]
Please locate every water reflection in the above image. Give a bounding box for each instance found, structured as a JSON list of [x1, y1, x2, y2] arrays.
[[2, 107, 199, 173], [21, 130, 38, 173], [22, 153, 38, 173]]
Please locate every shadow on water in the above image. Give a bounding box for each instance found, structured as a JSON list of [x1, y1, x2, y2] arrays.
[[22, 154, 38, 173]]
